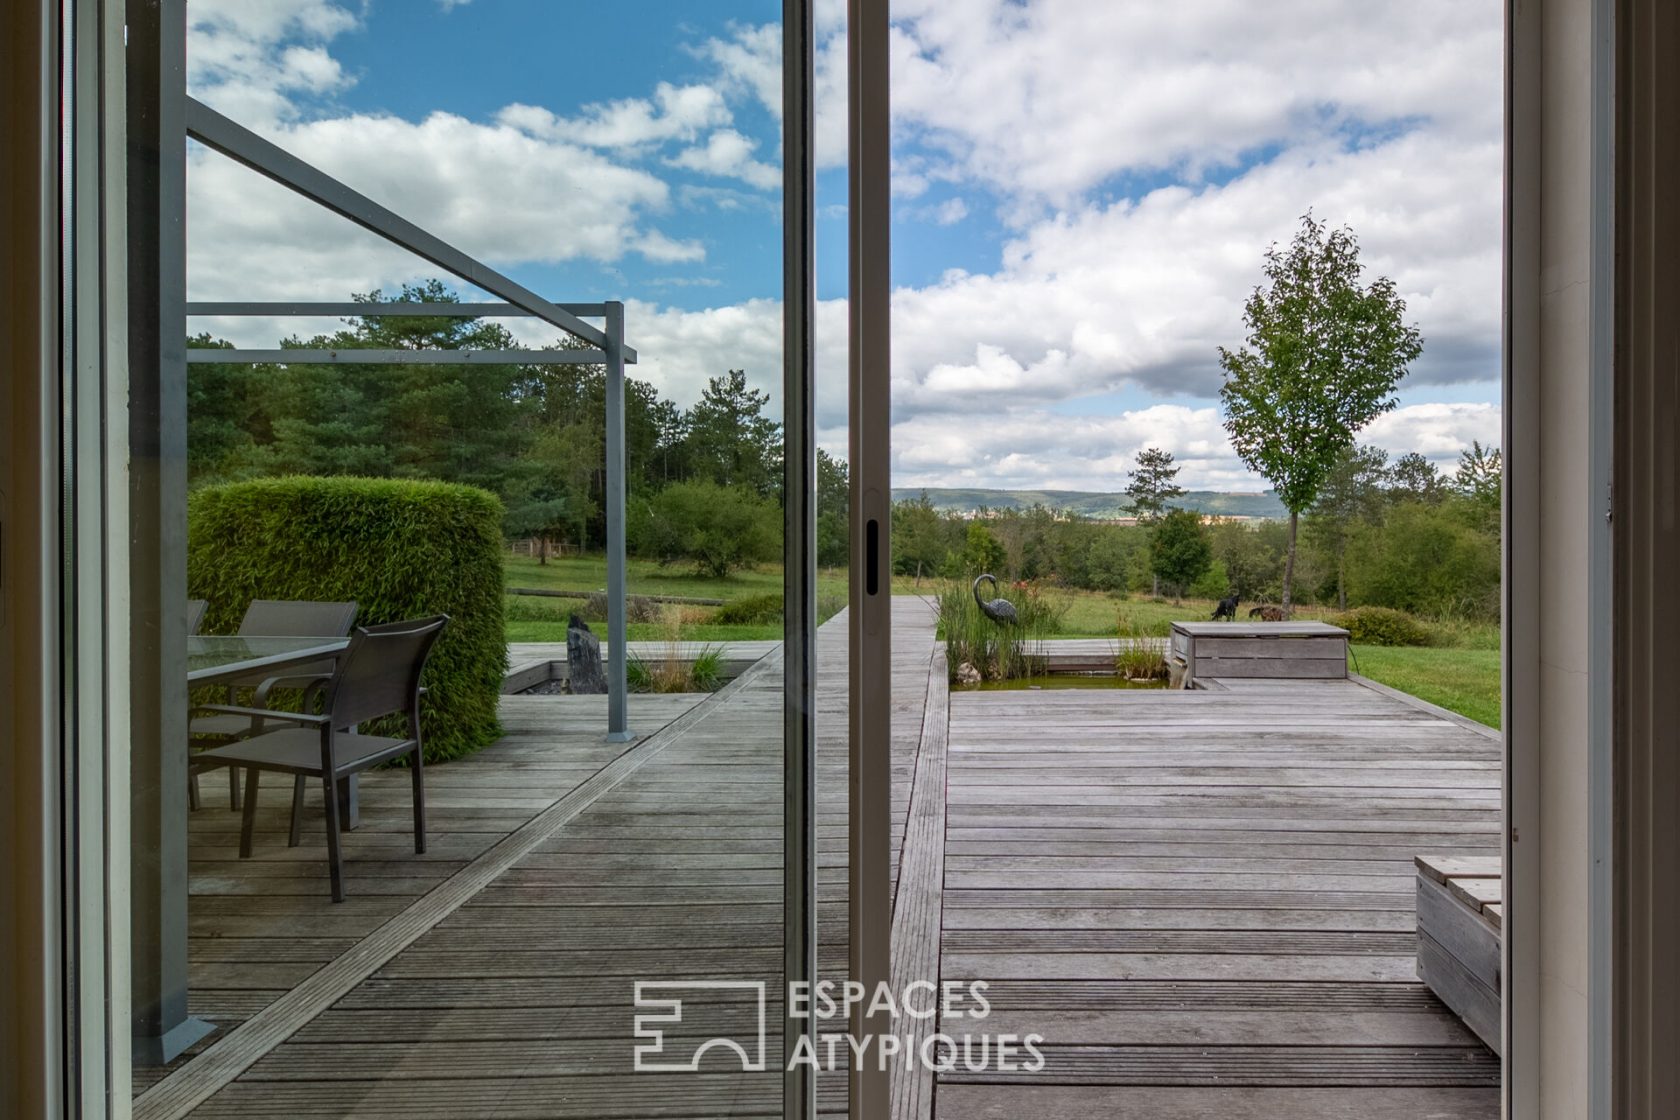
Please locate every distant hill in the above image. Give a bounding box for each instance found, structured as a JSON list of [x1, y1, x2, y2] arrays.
[[890, 487, 1288, 521]]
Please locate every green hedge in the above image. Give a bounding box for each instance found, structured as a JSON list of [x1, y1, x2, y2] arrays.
[[188, 476, 507, 762]]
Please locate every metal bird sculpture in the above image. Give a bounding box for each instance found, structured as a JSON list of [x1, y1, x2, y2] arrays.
[[972, 574, 1019, 626]]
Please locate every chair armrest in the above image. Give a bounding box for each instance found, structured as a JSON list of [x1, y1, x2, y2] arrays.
[[193, 704, 329, 726]]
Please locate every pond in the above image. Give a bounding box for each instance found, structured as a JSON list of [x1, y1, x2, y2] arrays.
[[954, 674, 1170, 692]]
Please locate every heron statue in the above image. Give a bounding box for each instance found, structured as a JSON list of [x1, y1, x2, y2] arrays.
[[972, 574, 1019, 626]]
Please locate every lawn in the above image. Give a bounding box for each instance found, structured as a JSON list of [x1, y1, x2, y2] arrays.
[[1347, 645, 1502, 729], [501, 556, 1502, 728], [502, 554, 847, 643]]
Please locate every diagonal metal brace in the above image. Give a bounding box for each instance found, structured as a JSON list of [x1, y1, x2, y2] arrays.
[[184, 97, 637, 362]]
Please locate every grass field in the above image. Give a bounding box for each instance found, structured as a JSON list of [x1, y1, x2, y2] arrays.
[[500, 554, 1501, 727], [1347, 645, 1502, 729], [501, 554, 846, 643]]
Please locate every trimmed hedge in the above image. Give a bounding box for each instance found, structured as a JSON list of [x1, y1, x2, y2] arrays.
[[711, 593, 783, 626], [188, 476, 507, 762], [1333, 605, 1432, 648]]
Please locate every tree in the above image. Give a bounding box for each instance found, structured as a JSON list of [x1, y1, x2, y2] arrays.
[[1125, 447, 1185, 523], [1306, 444, 1391, 610], [1451, 441, 1502, 531], [1218, 213, 1423, 612], [892, 493, 950, 584], [683, 369, 783, 497], [962, 520, 1008, 576], [1149, 509, 1212, 604], [629, 480, 779, 578], [1389, 452, 1446, 505], [816, 449, 850, 568]]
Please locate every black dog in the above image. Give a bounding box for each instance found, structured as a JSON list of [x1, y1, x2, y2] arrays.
[[1211, 593, 1239, 621]]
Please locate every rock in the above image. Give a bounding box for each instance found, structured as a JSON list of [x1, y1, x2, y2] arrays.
[[566, 614, 607, 694], [955, 661, 982, 685]]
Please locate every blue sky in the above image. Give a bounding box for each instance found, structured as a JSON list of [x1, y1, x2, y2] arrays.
[[186, 0, 1505, 491]]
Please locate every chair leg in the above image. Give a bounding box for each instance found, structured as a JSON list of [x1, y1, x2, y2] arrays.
[[288, 776, 306, 848], [410, 752, 427, 855], [188, 768, 202, 812], [238, 768, 261, 858], [321, 771, 345, 903], [229, 764, 242, 811]]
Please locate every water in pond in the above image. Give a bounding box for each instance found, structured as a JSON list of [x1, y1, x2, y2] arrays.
[[955, 674, 1169, 691]]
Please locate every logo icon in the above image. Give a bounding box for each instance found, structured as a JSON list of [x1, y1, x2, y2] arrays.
[[633, 980, 769, 1072]]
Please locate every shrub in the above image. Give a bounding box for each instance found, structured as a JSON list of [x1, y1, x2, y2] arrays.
[[1333, 605, 1431, 647], [188, 476, 507, 762], [712, 592, 783, 626], [629, 480, 779, 578]]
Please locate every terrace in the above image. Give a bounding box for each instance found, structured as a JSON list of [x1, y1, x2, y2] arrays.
[[135, 597, 1500, 1120]]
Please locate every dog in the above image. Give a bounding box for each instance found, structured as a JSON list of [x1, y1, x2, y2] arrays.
[[1211, 593, 1239, 621], [1248, 605, 1287, 622]]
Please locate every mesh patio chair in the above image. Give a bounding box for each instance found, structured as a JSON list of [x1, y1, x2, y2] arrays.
[[189, 599, 359, 811], [187, 598, 208, 635], [192, 615, 448, 902]]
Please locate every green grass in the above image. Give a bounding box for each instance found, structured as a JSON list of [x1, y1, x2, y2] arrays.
[[501, 554, 846, 644], [1348, 645, 1502, 729], [502, 554, 1503, 726]]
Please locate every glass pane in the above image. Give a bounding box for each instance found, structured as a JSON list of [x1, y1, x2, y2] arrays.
[[125, 3, 810, 1115]]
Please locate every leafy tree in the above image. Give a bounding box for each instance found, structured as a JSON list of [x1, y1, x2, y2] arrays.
[[1218, 213, 1423, 612], [962, 520, 1008, 577], [683, 369, 783, 497], [1451, 441, 1502, 531], [1125, 447, 1185, 523], [1085, 529, 1137, 592], [185, 334, 266, 484], [816, 449, 850, 568], [1306, 444, 1391, 609], [893, 493, 951, 583], [630, 480, 779, 577], [1149, 509, 1213, 604], [1389, 451, 1447, 505]]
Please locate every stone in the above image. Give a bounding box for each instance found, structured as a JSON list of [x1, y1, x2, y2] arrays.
[[955, 661, 982, 685], [566, 614, 607, 694]]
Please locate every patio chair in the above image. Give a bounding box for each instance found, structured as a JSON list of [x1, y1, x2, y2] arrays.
[[192, 615, 448, 902], [187, 598, 208, 635], [189, 599, 359, 811]]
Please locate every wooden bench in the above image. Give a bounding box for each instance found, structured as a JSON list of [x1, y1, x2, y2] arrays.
[[1169, 621, 1349, 687], [1415, 854, 1503, 1054]]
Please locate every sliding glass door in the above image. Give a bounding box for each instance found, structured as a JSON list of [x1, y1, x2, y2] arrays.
[[48, 1, 861, 1117]]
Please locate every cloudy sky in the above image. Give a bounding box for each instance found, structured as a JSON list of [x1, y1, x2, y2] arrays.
[[187, 0, 1503, 493]]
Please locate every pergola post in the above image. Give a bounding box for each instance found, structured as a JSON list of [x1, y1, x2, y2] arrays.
[[604, 302, 633, 742], [128, 0, 215, 1066]]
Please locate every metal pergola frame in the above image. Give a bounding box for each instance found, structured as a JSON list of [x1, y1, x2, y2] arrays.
[[181, 93, 636, 748], [131, 75, 638, 1065]]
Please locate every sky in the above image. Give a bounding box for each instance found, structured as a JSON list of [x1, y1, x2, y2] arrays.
[[185, 0, 1504, 493]]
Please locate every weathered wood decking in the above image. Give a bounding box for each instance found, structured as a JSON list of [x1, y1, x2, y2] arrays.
[[932, 675, 1502, 1119], [140, 600, 1502, 1119]]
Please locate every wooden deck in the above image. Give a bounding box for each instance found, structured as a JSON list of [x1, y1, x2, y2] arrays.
[[930, 675, 1502, 1119], [138, 600, 1502, 1119]]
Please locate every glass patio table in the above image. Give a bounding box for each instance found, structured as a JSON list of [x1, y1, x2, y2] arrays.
[[186, 634, 350, 684], [187, 634, 362, 826]]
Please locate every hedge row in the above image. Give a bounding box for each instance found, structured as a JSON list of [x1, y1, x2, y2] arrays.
[[187, 476, 507, 762]]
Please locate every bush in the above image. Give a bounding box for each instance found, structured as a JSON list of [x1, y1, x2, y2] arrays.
[[188, 476, 508, 762], [712, 593, 783, 626], [1333, 605, 1432, 647], [629, 480, 779, 578]]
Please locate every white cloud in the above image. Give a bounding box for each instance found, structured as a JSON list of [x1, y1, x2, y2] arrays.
[[498, 83, 732, 150], [888, 0, 1501, 207], [668, 129, 782, 191]]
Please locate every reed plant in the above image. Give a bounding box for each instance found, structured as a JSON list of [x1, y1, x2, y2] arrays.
[[937, 579, 1063, 682]]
